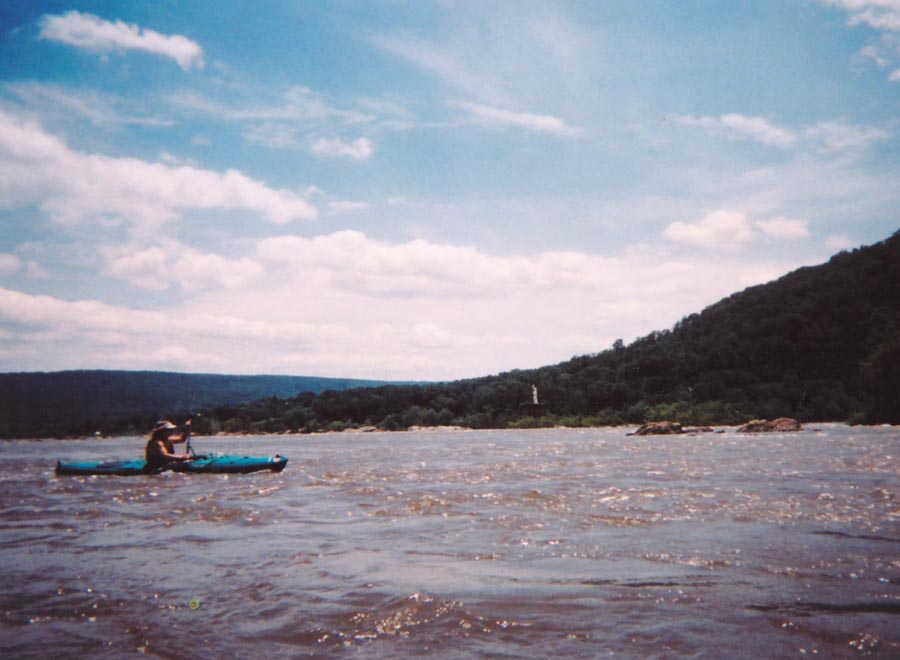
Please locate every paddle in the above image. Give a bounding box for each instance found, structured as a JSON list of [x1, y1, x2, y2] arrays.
[[182, 413, 197, 459], [181, 413, 209, 461]]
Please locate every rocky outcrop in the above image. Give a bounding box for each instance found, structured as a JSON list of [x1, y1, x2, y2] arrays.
[[737, 417, 802, 433], [631, 421, 683, 436]]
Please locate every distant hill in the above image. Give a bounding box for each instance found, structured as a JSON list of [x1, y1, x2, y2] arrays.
[[0, 371, 393, 437]]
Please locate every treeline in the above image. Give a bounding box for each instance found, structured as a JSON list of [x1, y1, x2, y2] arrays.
[[0, 371, 395, 438], [186, 230, 900, 435]]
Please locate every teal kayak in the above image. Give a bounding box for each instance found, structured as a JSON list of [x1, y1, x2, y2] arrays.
[[55, 454, 287, 476]]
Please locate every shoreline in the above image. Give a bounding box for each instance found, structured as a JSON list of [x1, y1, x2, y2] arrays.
[[6, 420, 894, 442]]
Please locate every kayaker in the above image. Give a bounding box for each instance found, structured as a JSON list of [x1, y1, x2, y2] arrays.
[[145, 419, 192, 469]]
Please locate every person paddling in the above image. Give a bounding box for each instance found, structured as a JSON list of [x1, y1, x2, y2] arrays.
[[145, 419, 192, 470]]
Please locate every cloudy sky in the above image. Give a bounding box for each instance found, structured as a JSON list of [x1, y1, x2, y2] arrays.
[[1, 1, 898, 381]]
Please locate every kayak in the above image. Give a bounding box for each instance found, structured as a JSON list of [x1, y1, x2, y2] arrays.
[[55, 454, 288, 476]]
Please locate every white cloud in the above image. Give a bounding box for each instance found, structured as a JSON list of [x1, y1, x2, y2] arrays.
[[1, 228, 821, 378], [674, 114, 889, 154], [174, 250, 264, 291], [456, 101, 581, 137], [757, 217, 810, 240], [821, 0, 900, 31], [0, 109, 317, 227], [311, 137, 374, 160], [663, 210, 755, 250], [0, 284, 513, 378], [39, 11, 204, 71], [673, 113, 797, 147], [719, 114, 798, 146], [665, 212, 814, 249], [0, 286, 336, 345], [861, 44, 892, 66], [102, 246, 170, 290], [102, 243, 264, 291], [0, 254, 23, 278], [252, 230, 777, 306]]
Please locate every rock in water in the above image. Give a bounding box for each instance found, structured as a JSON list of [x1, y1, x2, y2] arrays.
[[737, 417, 802, 433], [632, 421, 684, 435]]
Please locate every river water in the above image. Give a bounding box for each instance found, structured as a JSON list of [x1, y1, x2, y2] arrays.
[[2, 425, 898, 659]]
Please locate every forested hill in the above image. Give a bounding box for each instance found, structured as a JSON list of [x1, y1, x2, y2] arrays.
[[192, 230, 899, 434], [0, 371, 393, 437]]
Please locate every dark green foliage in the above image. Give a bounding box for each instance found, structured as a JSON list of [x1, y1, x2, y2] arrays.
[[4, 231, 899, 437], [0, 371, 396, 438]]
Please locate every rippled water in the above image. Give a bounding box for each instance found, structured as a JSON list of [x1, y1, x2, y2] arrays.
[[2, 424, 899, 658]]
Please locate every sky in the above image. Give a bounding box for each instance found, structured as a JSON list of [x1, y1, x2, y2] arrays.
[[0, 1, 898, 381]]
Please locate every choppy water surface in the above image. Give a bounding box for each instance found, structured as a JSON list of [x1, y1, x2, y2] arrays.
[[2, 425, 899, 658]]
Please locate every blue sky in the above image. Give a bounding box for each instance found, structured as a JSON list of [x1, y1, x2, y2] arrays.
[[1, 1, 898, 380]]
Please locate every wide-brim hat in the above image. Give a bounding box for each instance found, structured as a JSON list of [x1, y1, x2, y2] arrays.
[[154, 420, 177, 431]]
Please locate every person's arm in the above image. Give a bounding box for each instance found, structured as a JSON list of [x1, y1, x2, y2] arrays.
[[169, 419, 192, 445], [157, 438, 191, 461]]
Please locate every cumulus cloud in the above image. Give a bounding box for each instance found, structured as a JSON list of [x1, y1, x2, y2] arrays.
[[39, 11, 204, 71], [0, 228, 820, 378], [102, 243, 264, 291], [0, 284, 517, 378], [103, 246, 170, 290], [174, 249, 265, 291], [663, 209, 810, 252], [664, 212, 812, 249], [457, 101, 581, 136], [0, 286, 328, 347], [311, 137, 374, 160], [0, 109, 317, 227], [663, 210, 755, 250], [673, 113, 797, 147], [253, 230, 753, 304]]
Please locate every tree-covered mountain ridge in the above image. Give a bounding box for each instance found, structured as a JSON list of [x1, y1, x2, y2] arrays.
[[0, 371, 396, 438], [197, 230, 899, 434]]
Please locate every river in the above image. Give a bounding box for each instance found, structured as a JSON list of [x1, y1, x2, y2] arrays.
[[2, 424, 898, 658]]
